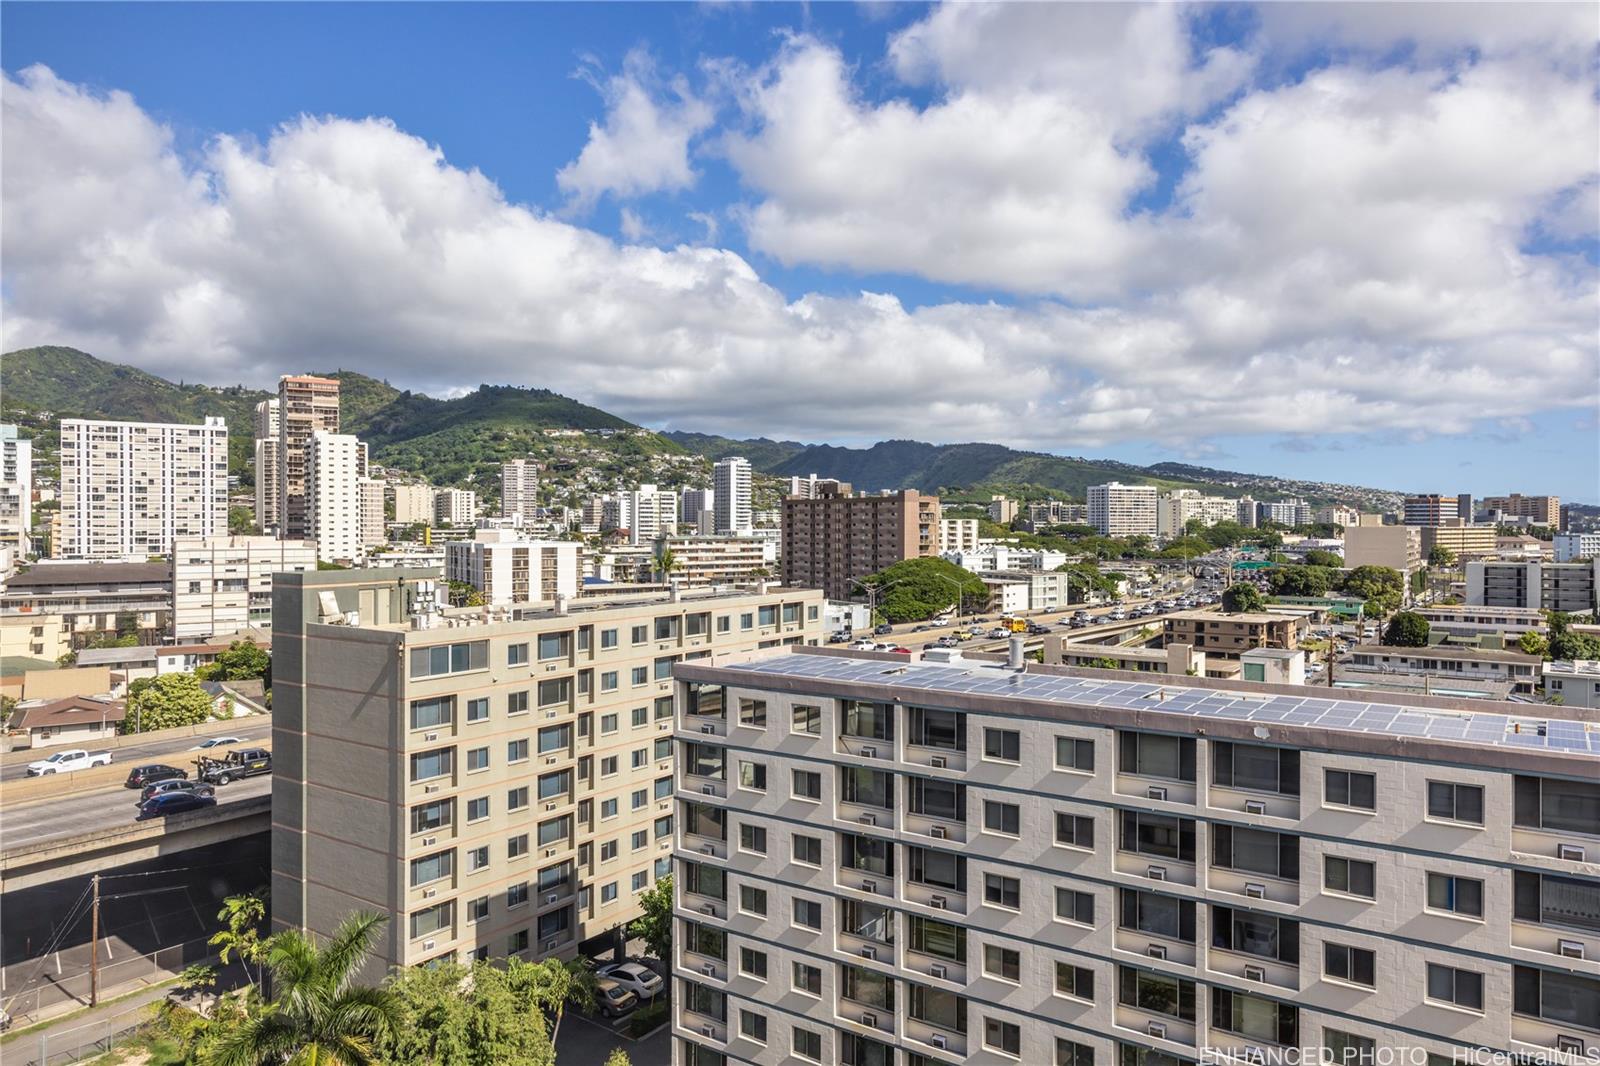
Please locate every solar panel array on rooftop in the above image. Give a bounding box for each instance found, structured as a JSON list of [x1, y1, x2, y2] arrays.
[[713, 654, 1600, 758]]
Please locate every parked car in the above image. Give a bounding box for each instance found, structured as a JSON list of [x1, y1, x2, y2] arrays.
[[196, 748, 272, 786], [26, 749, 112, 776], [595, 977, 639, 1018], [139, 779, 216, 805], [125, 764, 188, 789], [596, 961, 665, 1000], [137, 790, 218, 821], [192, 736, 246, 750]]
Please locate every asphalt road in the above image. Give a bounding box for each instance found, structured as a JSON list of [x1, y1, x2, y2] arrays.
[[2, 774, 272, 848], [2, 732, 264, 783]]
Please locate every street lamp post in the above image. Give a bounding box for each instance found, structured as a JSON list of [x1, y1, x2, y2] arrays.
[[926, 573, 969, 629]]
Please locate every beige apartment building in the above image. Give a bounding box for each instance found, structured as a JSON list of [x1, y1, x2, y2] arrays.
[[1419, 522, 1498, 559], [655, 535, 774, 588], [1482, 495, 1561, 528], [1162, 611, 1301, 660], [172, 535, 317, 640], [1343, 524, 1421, 573], [782, 485, 938, 601], [271, 568, 824, 975], [670, 647, 1600, 1066], [278, 375, 341, 541]]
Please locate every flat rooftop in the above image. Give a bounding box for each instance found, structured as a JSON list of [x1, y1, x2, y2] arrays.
[[697, 650, 1599, 760]]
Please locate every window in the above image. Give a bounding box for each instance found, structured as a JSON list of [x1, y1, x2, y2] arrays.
[[409, 697, 453, 730], [740, 613, 754, 631], [1118, 731, 1195, 781], [409, 748, 453, 782], [739, 823, 767, 853], [466, 797, 489, 822], [793, 835, 822, 866], [600, 798, 618, 820], [759, 605, 778, 627], [601, 881, 618, 904], [1514, 775, 1600, 836], [1211, 989, 1299, 1045], [508, 834, 529, 859], [738, 760, 767, 791], [740, 1010, 767, 1044], [409, 901, 452, 939], [506, 738, 529, 763], [1513, 870, 1600, 933], [984, 801, 1021, 836], [631, 706, 648, 728], [1058, 1040, 1095, 1066], [507, 882, 529, 908], [538, 770, 571, 802], [985, 873, 1021, 910], [842, 700, 894, 741], [1055, 887, 1094, 925], [984, 1018, 1021, 1058], [1324, 1030, 1376, 1066], [792, 769, 821, 800], [1212, 905, 1298, 964], [600, 671, 618, 693], [983, 728, 1020, 762], [739, 698, 767, 728], [1120, 888, 1196, 943], [984, 945, 1021, 982], [792, 704, 821, 735], [740, 884, 768, 916], [1213, 741, 1299, 795], [792, 962, 822, 996], [1514, 965, 1600, 1028], [537, 816, 571, 847], [1117, 966, 1196, 1021], [739, 946, 767, 980], [632, 829, 648, 851], [1055, 963, 1095, 1001], [794, 1026, 822, 1061], [536, 679, 569, 708], [656, 696, 674, 721], [600, 712, 619, 735], [466, 845, 489, 871], [1212, 825, 1299, 881], [601, 628, 618, 650], [1325, 769, 1376, 810], [1425, 963, 1484, 1011], [630, 624, 648, 645], [409, 641, 488, 679], [1120, 811, 1196, 862], [538, 632, 570, 660], [1324, 943, 1376, 987], [1056, 736, 1095, 772], [409, 850, 453, 887], [600, 755, 618, 776], [508, 643, 529, 666], [467, 896, 489, 923], [1055, 812, 1094, 850], [1426, 782, 1485, 825], [1426, 873, 1484, 918], [507, 690, 530, 715], [793, 897, 822, 929], [631, 747, 648, 769], [631, 666, 648, 686], [507, 786, 529, 812], [411, 799, 452, 834], [717, 615, 731, 634], [631, 788, 647, 810], [908, 707, 966, 751], [537, 724, 570, 753], [466, 697, 489, 723], [1324, 856, 1376, 899]]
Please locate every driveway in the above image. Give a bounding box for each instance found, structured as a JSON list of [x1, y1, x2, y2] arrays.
[[555, 1009, 669, 1066]]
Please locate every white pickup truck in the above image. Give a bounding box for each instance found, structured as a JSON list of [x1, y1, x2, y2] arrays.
[[25, 748, 113, 775]]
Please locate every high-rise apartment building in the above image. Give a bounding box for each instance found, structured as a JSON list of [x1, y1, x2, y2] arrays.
[[501, 460, 540, 523], [172, 534, 317, 639], [1314, 505, 1361, 528], [714, 458, 753, 535], [253, 399, 281, 534], [670, 647, 1600, 1066], [270, 568, 823, 976], [0, 424, 33, 551], [306, 431, 370, 565], [436, 488, 478, 527], [782, 484, 938, 600], [682, 488, 716, 534], [445, 532, 581, 603], [1088, 483, 1159, 538], [1481, 495, 1561, 529], [278, 375, 341, 540], [1157, 491, 1239, 538], [987, 497, 1018, 525], [1419, 522, 1498, 560], [391, 484, 438, 526], [1403, 494, 1472, 526], [628, 485, 680, 546], [58, 417, 228, 558], [1263, 499, 1312, 527]]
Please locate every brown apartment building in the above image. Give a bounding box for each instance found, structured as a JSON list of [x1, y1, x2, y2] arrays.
[[271, 567, 823, 976], [1481, 494, 1561, 528], [781, 483, 939, 600], [1163, 609, 1301, 659], [277, 375, 341, 540]]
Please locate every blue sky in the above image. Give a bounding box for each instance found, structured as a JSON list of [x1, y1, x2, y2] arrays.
[[3, 2, 1596, 500]]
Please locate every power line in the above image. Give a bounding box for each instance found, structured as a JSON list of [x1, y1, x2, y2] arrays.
[[1, 881, 95, 1013]]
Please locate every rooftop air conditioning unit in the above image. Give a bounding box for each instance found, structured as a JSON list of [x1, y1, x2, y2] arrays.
[[861, 746, 876, 759], [1245, 883, 1267, 899], [929, 895, 947, 910], [861, 1012, 877, 1028], [1244, 964, 1267, 982], [860, 813, 876, 826], [1148, 786, 1168, 801], [1558, 940, 1586, 960], [1558, 843, 1586, 862], [930, 963, 947, 980], [1244, 800, 1267, 816], [930, 756, 947, 769], [1147, 943, 1168, 960], [861, 945, 876, 960], [1147, 866, 1168, 881], [931, 825, 948, 840], [931, 1034, 948, 1050], [1147, 1021, 1167, 1039]]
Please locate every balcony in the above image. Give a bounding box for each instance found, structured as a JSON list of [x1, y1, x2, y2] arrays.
[[837, 801, 895, 836], [904, 1019, 967, 1059], [682, 774, 727, 801], [1509, 921, 1600, 970], [904, 881, 967, 917], [1512, 828, 1596, 867], [838, 999, 896, 1038], [681, 832, 726, 862], [904, 743, 966, 774], [837, 734, 892, 762], [1113, 1005, 1197, 1048], [1115, 929, 1197, 969], [1115, 850, 1197, 888], [905, 811, 967, 846], [1511, 1018, 1598, 1058], [1209, 785, 1299, 822], [683, 949, 728, 985], [1208, 868, 1299, 907], [677, 1011, 728, 1048], [1207, 948, 1299, 992], [1116, 773, 1197, 807]]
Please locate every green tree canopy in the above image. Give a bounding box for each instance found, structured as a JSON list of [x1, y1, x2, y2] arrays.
[[1340, 565, 1404, 616], [229, 505, 257, 535], [379, 957, 559, 1066], [1158, 536, 1212, 559], [197, 639, 271, 684], [1518, 631, 1549, 658], [1056, 560, 1121, 601], [1427, 544, 1457, 568], [1302, 549, 1343, 568], [1382, 611, 1431, 648], [858, 558, 989, 623], [1266, 565, 1337, 598], [1550, 630, 1600, 663], [1221, 584, 1266, 614], [628, 874, 673, 964], [123, 671, 213, 734]]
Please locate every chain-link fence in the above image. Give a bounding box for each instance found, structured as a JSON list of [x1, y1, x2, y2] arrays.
[[1, 933, 212, 1031], [10, 999, 156, 1066]]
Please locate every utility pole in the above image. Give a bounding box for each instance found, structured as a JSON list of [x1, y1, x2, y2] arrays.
[[89, 874, 100, 1006]]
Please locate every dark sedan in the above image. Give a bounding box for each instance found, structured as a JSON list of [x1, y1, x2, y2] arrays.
[[138, 779, 216, 805], [125, 764, 188, 789], [137, 791, 217, 820]]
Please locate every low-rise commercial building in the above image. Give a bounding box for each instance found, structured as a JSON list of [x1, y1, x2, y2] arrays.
[[0, 561, 172, 645], [1345, 644, 1543, 696], [172, 535, 318, 640], [671, 647, 1600, 1066], [270, 569, 824, 975], [1163, 610, 1300, 659]]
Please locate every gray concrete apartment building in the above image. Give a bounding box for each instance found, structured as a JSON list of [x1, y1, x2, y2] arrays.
[[669, 647, 1600, 1066], [271, 567, 823, 975]]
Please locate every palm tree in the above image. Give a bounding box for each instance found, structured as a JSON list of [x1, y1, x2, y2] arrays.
[[653, 547, 680, 583], [211, 891, 269, 993], [210, 911, 400, 1066]]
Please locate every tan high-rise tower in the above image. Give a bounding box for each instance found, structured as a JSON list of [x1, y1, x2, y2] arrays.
[[277, 375, 340, 540]]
